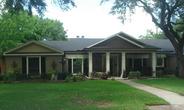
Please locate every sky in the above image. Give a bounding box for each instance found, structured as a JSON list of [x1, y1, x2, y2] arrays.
[[45, 0, 157, 38]]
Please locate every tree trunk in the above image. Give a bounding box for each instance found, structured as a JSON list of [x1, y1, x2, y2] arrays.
[[162, 30, 184, 78], [176, 49, 184, 78]]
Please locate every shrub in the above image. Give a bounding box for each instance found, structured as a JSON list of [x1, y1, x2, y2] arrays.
[[100, 72, 108, 80], [164, 68, 177, 75], [91, 72, 99, 78], [57, 72, 70, 80], [15, 73, 27, 80], [65, 73, 86, 82], [47, 70, 57, 80], [128, 71, 141, 79], [156, 70, 164, 77], [65, 75, 72, 82], [75, 73, 86, 81], [41, 73, 49, 80], [3, 70, 16, 82], [91, 72, 109, 79], [0, 74, 3, 81]]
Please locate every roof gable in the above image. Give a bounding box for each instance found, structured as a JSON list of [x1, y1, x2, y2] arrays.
[[90, 36, 141, 49], [4, 41, 63, 55], [87, 32, 154, 49]]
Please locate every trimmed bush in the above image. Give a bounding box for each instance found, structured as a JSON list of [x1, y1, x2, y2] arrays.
[[128, 71, 141, 79]]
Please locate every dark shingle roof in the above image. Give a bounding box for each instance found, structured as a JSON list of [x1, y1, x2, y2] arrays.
[[41, 38, 103, 51], [41, 38, 176, 53], [140, 39, 175, 53], [118, 32, 156, 49]]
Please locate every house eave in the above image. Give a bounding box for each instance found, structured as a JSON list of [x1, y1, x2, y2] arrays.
[[4, 53, 64, 56], [4, 41, 64, 55]]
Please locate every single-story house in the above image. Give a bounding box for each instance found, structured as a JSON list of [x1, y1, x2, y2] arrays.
[[0, 32, 178, 78]]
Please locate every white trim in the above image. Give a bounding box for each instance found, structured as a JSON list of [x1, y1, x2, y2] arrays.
[[26, 56, 42, 75], [65, 54, 87, 59], [88, 52, 93, 77], [116, 35, 144, 48], [120, 52, 126, 78], [87, 32, 144, 48], [4, 53, 63, 56], [87, 33, 118, 48], [156, 57, 165, 67], [39, 56, 42, 75], [26, 57, 29, 76], [81, 58, 84, 73], [4, 41, 63, 55], [106, 52, 110, 73], [71, 58, 74, 74], [152, 52, 157, 77]]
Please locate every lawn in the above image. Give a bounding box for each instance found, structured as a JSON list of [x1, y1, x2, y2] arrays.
[[0, 80, 167, 110], [136, 77, 184, 95]]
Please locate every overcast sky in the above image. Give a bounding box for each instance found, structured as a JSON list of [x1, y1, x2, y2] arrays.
[[45, 0, 157, 38]]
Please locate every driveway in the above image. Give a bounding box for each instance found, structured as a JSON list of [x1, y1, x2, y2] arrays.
[[118, 80, 184, 110]]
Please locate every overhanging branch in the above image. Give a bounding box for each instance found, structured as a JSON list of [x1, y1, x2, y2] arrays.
[[138, 0, 162, 28]]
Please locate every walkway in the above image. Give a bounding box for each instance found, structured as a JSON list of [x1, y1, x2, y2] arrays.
[[118, 80, 184, 110]]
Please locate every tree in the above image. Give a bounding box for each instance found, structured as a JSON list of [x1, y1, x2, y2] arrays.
[[0, 12, 67, 54], [102, 0, 184, 77], [34, 18, 67, 41], [1, 0, 75, 16], [175, 19, 184, 33], [139, 30, 165, 39]]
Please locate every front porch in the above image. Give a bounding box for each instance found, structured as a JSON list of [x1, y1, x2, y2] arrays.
[[88, 52, 157, 78]]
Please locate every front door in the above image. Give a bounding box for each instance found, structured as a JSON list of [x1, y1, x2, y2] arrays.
[[134, 59, 142, 71], [110, 54, 120, 77], [28, 57, 40, 76]]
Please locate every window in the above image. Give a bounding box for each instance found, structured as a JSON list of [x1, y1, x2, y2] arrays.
[[157, 58, 165, 67]]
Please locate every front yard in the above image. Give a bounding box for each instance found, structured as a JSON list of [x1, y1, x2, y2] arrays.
[[0, 80, 167, 110], [136, 77, 184, 95]]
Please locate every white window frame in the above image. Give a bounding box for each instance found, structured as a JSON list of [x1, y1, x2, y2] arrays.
[[26, 56, 42, 75], [156, 57, 165, 67]]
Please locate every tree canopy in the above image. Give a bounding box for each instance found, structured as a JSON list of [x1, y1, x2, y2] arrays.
[[102, 0, 184, 77], [1, 0, 75, 16], [0, 12, 67, 54], [175, 19, 184, 33], [139, 30, 165, 39]]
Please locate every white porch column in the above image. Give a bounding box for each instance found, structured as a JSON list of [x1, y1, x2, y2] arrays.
[[81, 58, 84, 74], [152, 52, 157, 77], [66, 59, 69, 73], [26, 56, 29, 76], [121, 52, 126, 78], [71, 58, 74, 73], [88, 52, 93, 77], [39, 56, 42, 75], [106, 52, 110, 73]]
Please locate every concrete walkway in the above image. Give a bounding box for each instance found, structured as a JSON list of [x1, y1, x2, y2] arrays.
[[118, 80, 184, 110]]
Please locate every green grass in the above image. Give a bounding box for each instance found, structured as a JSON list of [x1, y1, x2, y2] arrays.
[[136, 77, 184, 95], [0, 80, 167, 110]]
